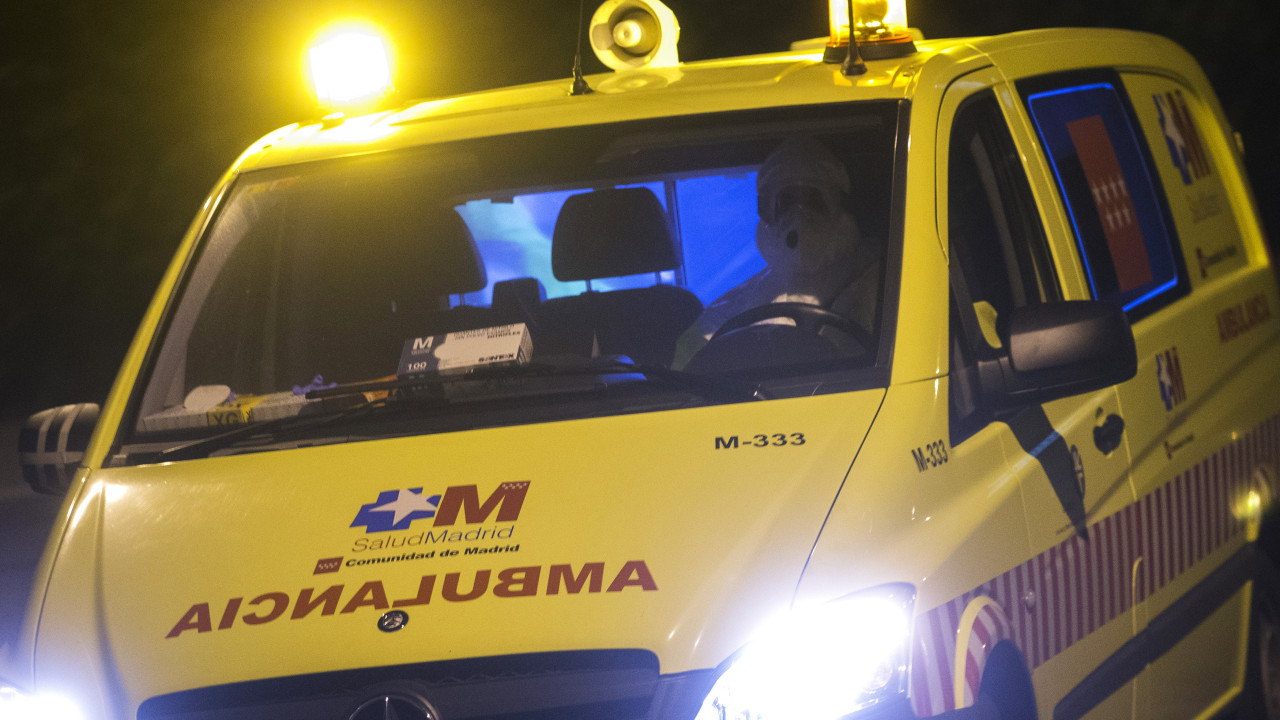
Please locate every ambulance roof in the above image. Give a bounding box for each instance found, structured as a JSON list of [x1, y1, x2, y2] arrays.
[[240, 27, 1195, 172]]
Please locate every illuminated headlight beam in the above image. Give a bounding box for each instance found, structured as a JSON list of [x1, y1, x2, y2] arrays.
[[0, 684, 84, 720], [695, 584, 915, 720]]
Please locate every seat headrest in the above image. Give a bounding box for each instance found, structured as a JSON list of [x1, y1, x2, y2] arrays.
[[405, 207, 487, 296], [326, 199, 487, 299], [551, 188, 678, 282], [493, 277, 546, 308]]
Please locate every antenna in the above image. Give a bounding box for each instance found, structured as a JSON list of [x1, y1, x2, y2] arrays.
[[571, 0, 594, 95], [842, 0, 867, 76]]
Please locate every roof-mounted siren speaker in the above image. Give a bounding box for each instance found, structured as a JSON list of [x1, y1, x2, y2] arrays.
[[589, 0, 680, 71]]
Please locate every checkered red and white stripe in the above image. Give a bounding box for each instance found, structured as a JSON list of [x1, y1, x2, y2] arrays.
[[909, 414, 1280, 716], [956, 601, 1014, 708]]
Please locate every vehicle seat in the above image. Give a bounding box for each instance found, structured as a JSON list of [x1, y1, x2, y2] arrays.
[[537, 187, 702, 367], [282, 203, 488, 384], [491, 277, 546, 329]]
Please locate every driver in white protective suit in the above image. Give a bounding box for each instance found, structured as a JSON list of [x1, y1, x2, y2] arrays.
[[672, 136, 882, 368]]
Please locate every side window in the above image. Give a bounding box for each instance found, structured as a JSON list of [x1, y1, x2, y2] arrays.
[[947, 91, 1061, 439], [1021, 73, 1188, 318]]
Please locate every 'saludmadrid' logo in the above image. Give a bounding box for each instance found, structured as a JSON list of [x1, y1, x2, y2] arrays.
[[350, 482, 529, 533]]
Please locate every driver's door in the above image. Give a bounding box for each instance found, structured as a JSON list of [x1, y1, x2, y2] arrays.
[[940, 72, 1139, 719]]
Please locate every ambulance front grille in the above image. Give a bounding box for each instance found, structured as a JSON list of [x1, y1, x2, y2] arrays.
[[136, 650, 713, 720]]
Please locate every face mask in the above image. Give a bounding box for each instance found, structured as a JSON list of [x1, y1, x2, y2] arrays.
[[757, 191, 859, 276]]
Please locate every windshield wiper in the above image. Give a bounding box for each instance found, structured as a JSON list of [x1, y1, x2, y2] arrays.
[[305, 357, 771, 404], [590, 359, 772, 403], [142, 359, 766, 463], [143, 394, 401, 463]]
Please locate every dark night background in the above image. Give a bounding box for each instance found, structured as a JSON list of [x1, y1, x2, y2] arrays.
[[1, 0, 1277, 422]]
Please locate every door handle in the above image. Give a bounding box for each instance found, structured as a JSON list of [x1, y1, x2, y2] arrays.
[[1093, 413, 1125, 455]]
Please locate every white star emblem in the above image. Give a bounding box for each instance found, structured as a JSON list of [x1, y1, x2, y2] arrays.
[[370, 489, 439, 524]]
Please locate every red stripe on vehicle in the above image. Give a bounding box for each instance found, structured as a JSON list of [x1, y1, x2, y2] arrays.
[[911, 414, 1279, 713]]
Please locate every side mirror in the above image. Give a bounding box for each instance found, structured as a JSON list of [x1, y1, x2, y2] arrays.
[[979, 301, 1136, 410], [18, 403, 100, 495]]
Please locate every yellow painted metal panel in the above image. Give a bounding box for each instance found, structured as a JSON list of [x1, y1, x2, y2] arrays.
[[38, 392, 882, 714]]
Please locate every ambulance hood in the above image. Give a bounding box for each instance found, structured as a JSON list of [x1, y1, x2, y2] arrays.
[[34, 390, 884, 711]]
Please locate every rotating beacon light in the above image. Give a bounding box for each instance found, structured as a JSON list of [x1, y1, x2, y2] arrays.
[[589, 0, 680, 71], [306, 21, 396, 112], [824, 0, 915, 63]]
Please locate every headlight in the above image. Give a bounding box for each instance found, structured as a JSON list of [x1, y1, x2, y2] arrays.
[[695, 584, 915, 720], [0, 684, 84, 720]]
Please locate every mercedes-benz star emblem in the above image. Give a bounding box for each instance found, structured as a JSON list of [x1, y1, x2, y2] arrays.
[[377, 610, 410, 632], [348, 693, 436, 720]]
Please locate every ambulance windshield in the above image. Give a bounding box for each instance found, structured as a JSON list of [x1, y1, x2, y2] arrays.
[[126, 101, 903, 451]]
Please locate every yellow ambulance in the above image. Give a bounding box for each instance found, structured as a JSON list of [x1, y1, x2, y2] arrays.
[[9, 1, 1280, 719]]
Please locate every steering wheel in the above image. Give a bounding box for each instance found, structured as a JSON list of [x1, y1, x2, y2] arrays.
[[710, 302, 874, 348]]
